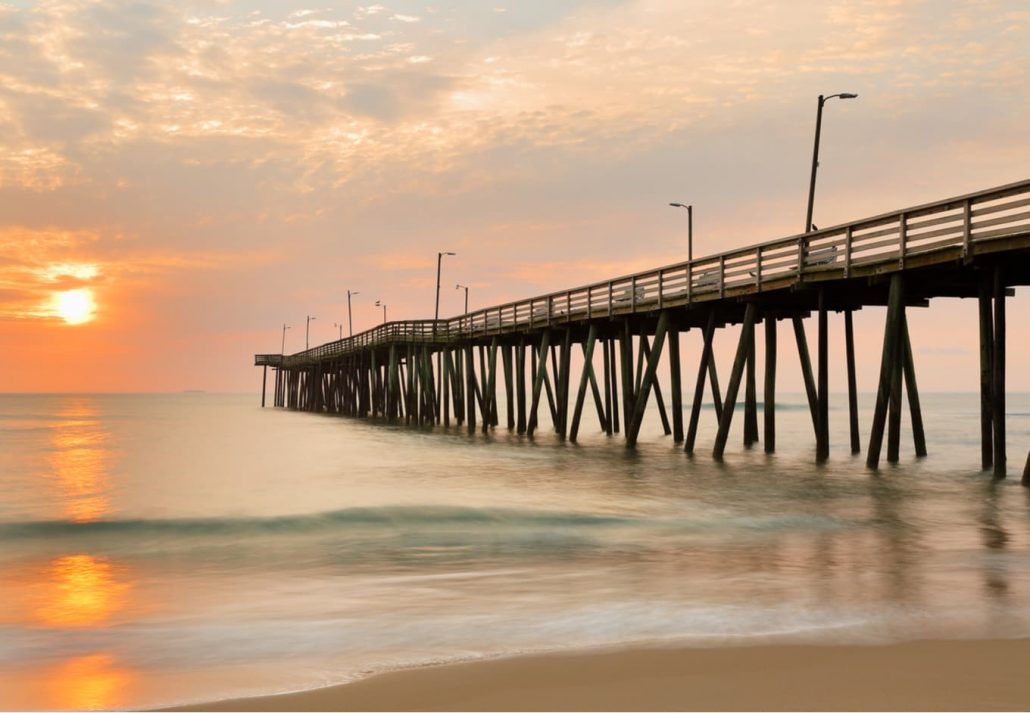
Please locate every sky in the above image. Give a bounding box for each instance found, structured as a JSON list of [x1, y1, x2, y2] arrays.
[[0, 0, 1027, 393]]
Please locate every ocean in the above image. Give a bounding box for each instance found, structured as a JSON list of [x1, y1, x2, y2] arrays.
[[1, 392, 1028, 710]]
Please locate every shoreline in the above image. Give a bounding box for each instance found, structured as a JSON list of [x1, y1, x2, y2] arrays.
[[167, 637, 1030, 711]]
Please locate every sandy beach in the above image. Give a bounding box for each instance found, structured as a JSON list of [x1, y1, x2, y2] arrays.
[[170, 638, 1030, 711]]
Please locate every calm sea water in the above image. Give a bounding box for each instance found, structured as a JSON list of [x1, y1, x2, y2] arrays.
[[1, 391, 1029, 710]]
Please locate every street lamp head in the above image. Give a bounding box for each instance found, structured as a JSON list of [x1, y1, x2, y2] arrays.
[[440, 251, 456, 256], [838, 93, 858, 99], [375, 300, 383, 306]]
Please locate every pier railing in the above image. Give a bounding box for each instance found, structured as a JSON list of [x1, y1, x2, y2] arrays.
[[278, 179, 1030, 366]]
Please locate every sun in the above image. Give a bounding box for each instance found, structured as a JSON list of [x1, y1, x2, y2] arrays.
[[54, 289, 96, 325]]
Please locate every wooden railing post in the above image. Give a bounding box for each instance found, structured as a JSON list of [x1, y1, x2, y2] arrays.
[[844, 226, 853, 278], [756, 247, 763, 291], [898, 212, 907, 269], [963, 199, 973, 260]]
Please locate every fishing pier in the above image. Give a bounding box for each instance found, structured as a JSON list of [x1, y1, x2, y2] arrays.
[[256, 180, 1030, 480]]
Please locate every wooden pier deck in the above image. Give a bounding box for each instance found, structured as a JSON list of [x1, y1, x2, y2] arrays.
[[256, 179, 1030, 480]]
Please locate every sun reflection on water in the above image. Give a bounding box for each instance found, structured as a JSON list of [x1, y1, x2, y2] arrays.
[[32, 554, 132, 629], [47, 399, 114, 522], [42, 653, 133, 711]]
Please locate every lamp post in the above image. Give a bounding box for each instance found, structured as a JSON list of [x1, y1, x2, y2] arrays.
[[433, 252, 456, 425], [455, 283, 469, 313], [333, 322, 343, 339], [668, 203, 693, 261], [347, 290, 359, 336], [375, 300, 387, 324], [434, 252, 456, 328], [805, 92, 858, 232], [281, 323, 291, 355], [306, 315, 316, 350]]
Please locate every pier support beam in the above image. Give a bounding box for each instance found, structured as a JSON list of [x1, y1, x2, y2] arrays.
[[603, 338, 614, 436], [887, 313, 904, 463], [640, 335, 672, 436], [261, 365, 267, 407], [901, 315, 927, 458], [764, 316, 776, 454], [744, 321, 758, 448], [627, 312, 671, 447], [978, 277, 994, 470], [620, 321, 635, 435], [845, 310, 861, 454], [570, 325, 599, 442], [466, 344, 476, 433], [608, 338, 621, 434], [993, 266, 1006, 478], [713, 304, 758, 460], [793, 316, 820, 442], [867, 274, 904, 470], [669, 327, 684, 443], [686, 312, 722, 455], [528, 331, 551, 436], [516, 340, 527, 434], [503, 344, 515, 430], [817, 291, 829, 462]]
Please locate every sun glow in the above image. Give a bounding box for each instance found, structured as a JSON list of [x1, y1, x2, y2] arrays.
[[54, 288, 96, 324]]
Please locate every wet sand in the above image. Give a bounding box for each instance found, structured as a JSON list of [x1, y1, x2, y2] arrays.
[[170, 638, 1030, 711]]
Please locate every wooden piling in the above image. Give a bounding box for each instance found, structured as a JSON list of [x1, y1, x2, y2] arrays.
[[582, 341, 607, 432], [744, 320, 758, 448], [465, 343, 476, 433], [570, 325, 599, 442], [993, 266, 1006, 478], [542, 362, 559, 428], [713, 304, 758, 459], [669, 327, 684, 443], [483, 339, 498, 433], [527, 331, 551, 436], [900, 315, 927, 458], [817, 291, 829, 462], [388, 344, 399, 420], [627, 312, 671, 447], [620, 321, 635, 435], [442, 348, 451, 426], [867, 274, 904, 469], [686, 312, 719, 455], [764, 316, 776, 454], [516, 340, 527, 434], [261, 365, 267, 407], [792, 316, 820, 440], [502, 344, 515, 430], [978, 277, 994, 470], [887, 308, 904, 464], [557, 330, 572, 439], [603, 338, 613, 436], [845, 310, 860, 455], [640, 335, 672, 436], [608, 338, 621, 434]]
